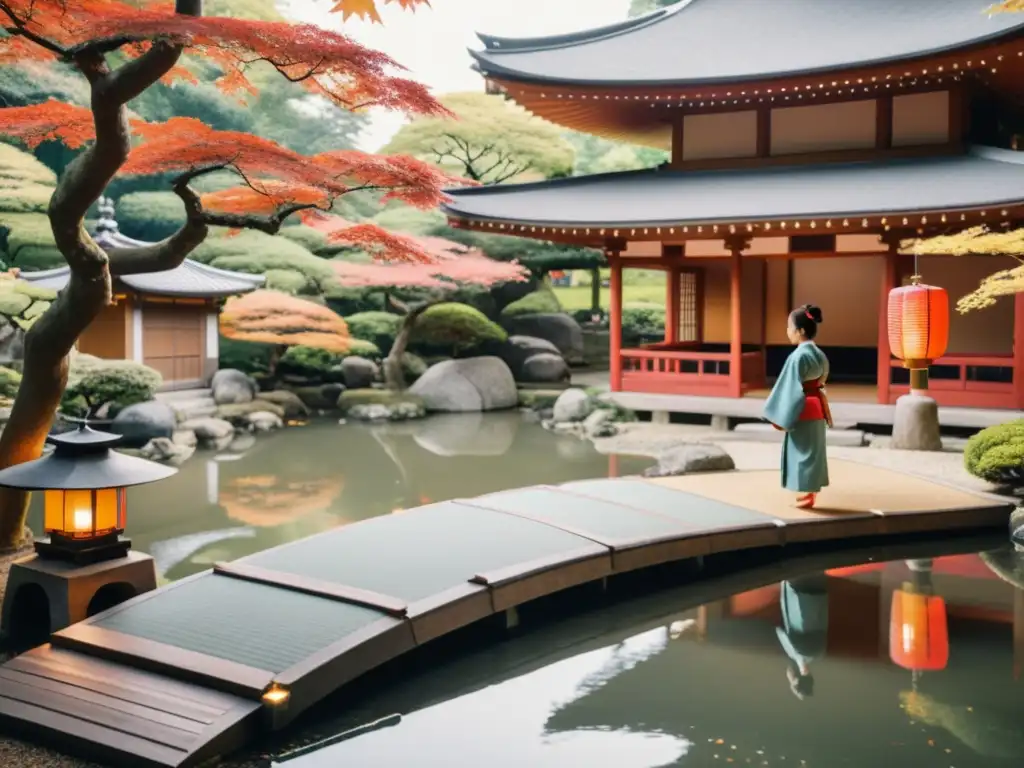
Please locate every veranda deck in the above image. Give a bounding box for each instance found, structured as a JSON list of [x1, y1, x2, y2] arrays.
[[0, 461, 1013, 767]]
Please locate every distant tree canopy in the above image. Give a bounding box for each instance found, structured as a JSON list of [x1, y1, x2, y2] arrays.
[[565, 131, 668, 175], [383, 92, 575, 184]]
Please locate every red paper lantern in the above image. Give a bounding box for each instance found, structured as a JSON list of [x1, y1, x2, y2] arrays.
[[887, 277, 950, 368], [889, 588, 949, 672]]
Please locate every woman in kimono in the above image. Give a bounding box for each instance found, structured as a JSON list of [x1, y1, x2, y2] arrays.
[[776, 573, 830, 700], [763, 304, 832, 509]]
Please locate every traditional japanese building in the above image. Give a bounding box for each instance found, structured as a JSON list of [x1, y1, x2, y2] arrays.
[[20, 197, 264, 390], [441, 0, 1024, 411]]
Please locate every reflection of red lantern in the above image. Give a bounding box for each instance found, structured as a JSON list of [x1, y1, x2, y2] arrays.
[[888, 276, 949, 390], [889, 587, 949, 671]]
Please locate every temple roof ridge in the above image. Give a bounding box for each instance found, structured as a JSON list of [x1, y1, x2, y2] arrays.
[[470, 0, 1024, 89], [474, 1, 688, 53]]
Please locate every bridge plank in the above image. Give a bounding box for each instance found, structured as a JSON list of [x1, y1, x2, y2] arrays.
[[0, 695, 187, 767]]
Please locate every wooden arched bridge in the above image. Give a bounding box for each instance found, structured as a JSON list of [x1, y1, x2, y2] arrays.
[[0, 460, 1013, 767]]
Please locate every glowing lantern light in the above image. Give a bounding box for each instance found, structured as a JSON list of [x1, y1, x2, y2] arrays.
[[889, 586, 949, 672], [887, 275, 950, 391], [0, 424, 176, 564]]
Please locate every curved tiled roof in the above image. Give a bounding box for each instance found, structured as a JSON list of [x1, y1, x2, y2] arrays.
[[441, 146, 1024, 228], [471, 0, 1024, 87], [21, 259, 265, 299]]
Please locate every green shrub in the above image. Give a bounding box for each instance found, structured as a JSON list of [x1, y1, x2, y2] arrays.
[[264, 268, 312, 295], [278, 225, 329, 254], [345, 338, 382, 359], [411, 302, 507, 353], [501, 286, 562, 317], [964, 420, 1024, 487], [0, 184, 54, 215], [344, 311, 402, 353], [337, 388, 424, 413], [0, 365, 22, 398], [0, 212, 61, 270], [278, 345, 344, 378], [0, 143, 57, 187], [115, 191, 186, 241], [622, 303, 666, 339], [62, 355, 163, 417], [402, 352, 427, 383], [218, 336, 277, 376]]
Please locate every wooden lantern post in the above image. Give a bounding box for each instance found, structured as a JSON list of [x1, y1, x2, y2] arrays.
[[887, 270, 950, 451]]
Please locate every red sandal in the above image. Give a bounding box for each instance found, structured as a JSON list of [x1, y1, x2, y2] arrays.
[[795, 492, 817, 509]]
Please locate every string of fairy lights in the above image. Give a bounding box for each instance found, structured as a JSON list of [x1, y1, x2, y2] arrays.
[[448, 206, 1021, 245]]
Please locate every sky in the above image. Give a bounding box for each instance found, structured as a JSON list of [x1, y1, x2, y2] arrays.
[[281, 0, 633, 151]]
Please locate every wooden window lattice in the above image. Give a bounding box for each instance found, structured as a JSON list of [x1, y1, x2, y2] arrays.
[[678, 271, 699, 342]]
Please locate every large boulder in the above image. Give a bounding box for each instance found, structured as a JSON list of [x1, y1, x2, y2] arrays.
[[520, 353, 570, 384], [553, 388, 593, 423], [409, 357, 517, 412], [502, 313, 584, 364], [254, 390, 310, 420], [139, 437, 194, 466], [110, 400, 177, 448], [643, 443, 735, 477], [340, 356, 379, 389], [246, 411, 284, 432], [493, 335, 562, 379], [413, 412, 518, 457], [291, 383, 345, 411], [211, 369, 257, 405], [216, 399, 286, 425], [181, 417, 235, 449]]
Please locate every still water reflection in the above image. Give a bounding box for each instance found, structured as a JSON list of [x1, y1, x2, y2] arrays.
[[28, 414, 650, 581], [294, 547, 1024, 768]]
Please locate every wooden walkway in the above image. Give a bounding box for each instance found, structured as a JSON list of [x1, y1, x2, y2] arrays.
[[0, 460, 1013, 767]]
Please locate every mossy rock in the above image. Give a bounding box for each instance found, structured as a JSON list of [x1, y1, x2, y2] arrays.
[[344, 311, 402, 354], [0, 366, 22, 398], [337, 388, 425, 414], [216, 399, 286, 424], [0, 291, 32, 316], [501, 286, 562, 318], [517, 389, 565, 410], [253, 390, 310, 419], [964, 419, 1024, 487]]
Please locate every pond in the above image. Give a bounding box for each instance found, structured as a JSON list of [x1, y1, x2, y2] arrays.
[[273, 538, 1024, 768], [27, 413, 652, 582]]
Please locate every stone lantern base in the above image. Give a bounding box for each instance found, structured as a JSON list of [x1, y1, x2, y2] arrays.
[[889, 393, 943, 451], [0, 550, 156, 647]]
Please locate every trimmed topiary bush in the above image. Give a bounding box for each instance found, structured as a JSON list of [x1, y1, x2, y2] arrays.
[[115, 191, 186, 241], [278, 345, 344, 378], [500, 286, 562, 318], [1, 212, 63, 271], [344, 311, 401, 353], [218, 336, 277, 376], [345, 338, 382, 359], [61, 354, 163, 418], [410, 302, 507, 354], [0, 273, 56, 330], [278, 224, 329, 254], [0, 365, 22, 398], [964, 420, 1024, 487]]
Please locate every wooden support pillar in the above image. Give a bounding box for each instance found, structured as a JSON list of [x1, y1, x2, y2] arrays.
[[609, 252, 624, 392], [1014, 291, 1024, 409], [727, 237, 749, 398], [877, 247, 898, 405], [665, 250, 682, 345], [759, 258, 768, 388], [670, 111, 684, 168]]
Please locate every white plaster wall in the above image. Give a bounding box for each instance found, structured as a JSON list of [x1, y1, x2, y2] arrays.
[[771, 100, 877, 155], [682, 111, 758, 161], [892, 90, 950, 147]]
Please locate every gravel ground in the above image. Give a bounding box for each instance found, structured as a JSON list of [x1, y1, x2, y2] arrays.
[[0, 426, 1012, 768]]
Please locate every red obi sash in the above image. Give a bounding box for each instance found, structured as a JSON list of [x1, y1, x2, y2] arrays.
[[799, 379, 833, 427]]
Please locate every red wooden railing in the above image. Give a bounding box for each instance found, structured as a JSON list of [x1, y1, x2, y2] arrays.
[[619, 347, 765, 396], [887, 354, 1018, 409]]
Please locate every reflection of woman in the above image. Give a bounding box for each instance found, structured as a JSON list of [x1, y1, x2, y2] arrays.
[[763, 304, 832, 509], [776, 574, 829, 700]]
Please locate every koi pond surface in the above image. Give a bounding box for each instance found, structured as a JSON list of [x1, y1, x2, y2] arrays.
[[274, 539, 1024, 768], [27, 413, 650, 581]]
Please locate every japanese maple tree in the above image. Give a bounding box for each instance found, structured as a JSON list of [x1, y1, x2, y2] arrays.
[[331, 232, 528, 391], [0, 0, 456, 549]]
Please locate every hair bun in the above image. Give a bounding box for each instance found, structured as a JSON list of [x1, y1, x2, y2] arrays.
[[805, 304, 823, 324]]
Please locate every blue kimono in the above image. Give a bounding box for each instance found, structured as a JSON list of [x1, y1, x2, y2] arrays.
[[763, 342, 830, 493]]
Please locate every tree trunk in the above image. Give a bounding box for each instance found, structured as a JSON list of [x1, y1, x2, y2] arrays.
[[0, 2, 204, 550], [383, 299, 442, 392], [590, 267, 601, 313]]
